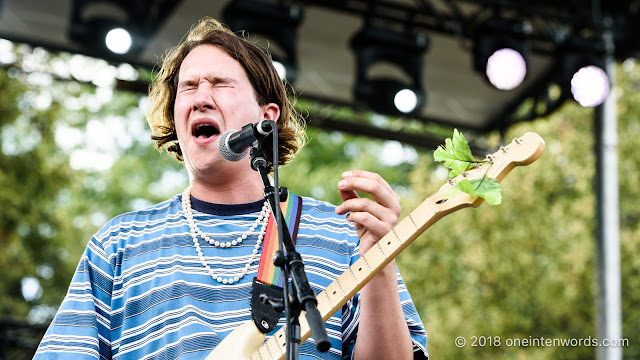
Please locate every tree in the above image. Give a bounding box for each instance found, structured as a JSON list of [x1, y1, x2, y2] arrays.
[[398, 62, 640, 359], [1, 40, 638, 359]]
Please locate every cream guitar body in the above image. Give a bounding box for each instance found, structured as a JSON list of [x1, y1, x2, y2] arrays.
[[205, 321, 266, 360]]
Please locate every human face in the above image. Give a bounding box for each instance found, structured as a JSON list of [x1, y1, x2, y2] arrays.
[[174, 44, 279, 182]]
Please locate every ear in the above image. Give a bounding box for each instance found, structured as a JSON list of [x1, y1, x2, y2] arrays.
[[261, 103, 281, 123]]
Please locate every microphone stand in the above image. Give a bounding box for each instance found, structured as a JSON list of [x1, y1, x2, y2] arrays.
[[248, 130, 330, 360]]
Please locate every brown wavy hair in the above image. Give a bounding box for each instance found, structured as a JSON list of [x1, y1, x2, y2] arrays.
[[146, 17, 305, 171]]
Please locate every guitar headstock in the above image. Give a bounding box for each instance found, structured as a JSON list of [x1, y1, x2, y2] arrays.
[[432, 132, 545, 212]]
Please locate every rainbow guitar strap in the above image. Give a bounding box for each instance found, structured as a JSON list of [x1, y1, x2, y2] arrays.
[[251, 188, 303, 333]]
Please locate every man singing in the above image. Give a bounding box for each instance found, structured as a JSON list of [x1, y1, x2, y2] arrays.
[[35, 17, 428, 359]]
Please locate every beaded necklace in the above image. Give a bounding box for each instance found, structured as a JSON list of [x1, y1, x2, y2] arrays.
[[181, 186, 270, 284]]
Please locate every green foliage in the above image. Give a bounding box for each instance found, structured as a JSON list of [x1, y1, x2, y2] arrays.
[[1, 42, 640, 360], [279, 128, 418, 205], [433, 128, 478, 177], [445, 177, 502, 205], [397, 70, 640, 358], [434, 129, 502, 205], [0, 68, 77, 317], [401, 104, 600, 359], [0, 45, 189, 325]]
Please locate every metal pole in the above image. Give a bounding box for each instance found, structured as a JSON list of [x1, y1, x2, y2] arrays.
[[594, 21, 622, 360]]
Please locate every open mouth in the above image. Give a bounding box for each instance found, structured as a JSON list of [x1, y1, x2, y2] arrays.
[[193, 123, 220, 139]]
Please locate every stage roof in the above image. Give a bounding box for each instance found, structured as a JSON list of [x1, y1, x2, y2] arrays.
[[1, 0, 638, 148]]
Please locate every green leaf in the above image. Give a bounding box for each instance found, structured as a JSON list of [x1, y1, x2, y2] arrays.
[[443, 177, 502, 205], [433, 129, 476, 177]]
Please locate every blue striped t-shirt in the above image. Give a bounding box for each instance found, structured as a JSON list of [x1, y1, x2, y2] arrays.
[[35, 194, 428, 359]]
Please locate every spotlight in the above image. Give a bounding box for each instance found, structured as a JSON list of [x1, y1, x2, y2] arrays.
[[560, 39, 610, 107], [473, 19, 531, 90], [486, 48, 527, 90], [570, 65, 610, 107], [68, 0, 174, 57], [69, 16, 134, 55], [394, 88, 419, 114], [69, 1, 132, 55], [105, 27, 132, 54], [223, 0, 303, 83], [272, 60, 287, 81], [350, 25, 429, 116]]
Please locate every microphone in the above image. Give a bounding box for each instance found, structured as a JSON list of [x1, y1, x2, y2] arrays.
[[218, 120, 275, 161]]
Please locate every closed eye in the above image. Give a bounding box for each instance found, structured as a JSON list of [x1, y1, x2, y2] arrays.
[[210, 76, 236, 88], [177, 79, 198, 92]]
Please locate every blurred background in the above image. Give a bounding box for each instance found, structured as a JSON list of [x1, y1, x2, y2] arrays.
[[1, 0, 639, 359]]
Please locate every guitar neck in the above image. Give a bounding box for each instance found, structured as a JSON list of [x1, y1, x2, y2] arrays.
[[249, 132, 545, 360]]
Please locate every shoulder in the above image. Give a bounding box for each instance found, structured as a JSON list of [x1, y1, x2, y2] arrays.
[[296, 195, 357, 240], [299, 196, 339, 217], [299, 196, 351, 224], [92, 194, 183, 250]]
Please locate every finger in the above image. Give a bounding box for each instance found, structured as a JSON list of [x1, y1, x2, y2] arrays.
[[338, 178, 359, 203], [342, 170, 395, 195], [345, 210, 393, 240], [337, 197, 393, 223], [338, 173, 400, 214]]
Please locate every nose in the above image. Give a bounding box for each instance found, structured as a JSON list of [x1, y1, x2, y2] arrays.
[[192, 84, 215, 112]]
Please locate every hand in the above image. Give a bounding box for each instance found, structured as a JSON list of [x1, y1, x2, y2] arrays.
[[335, 170, 401, 254]]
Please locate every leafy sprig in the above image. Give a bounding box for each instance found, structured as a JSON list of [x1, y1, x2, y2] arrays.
[[433, 129, 502, 205]]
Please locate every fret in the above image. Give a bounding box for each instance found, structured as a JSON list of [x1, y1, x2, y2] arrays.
[[321, 289, 334, 309], [264, 340, 276, 360], [424, 196, 438, 217], [392, 221, 413, 244], [316, 290, 332, 315], [375, 240, 390, 258], [347, 265, 359, 285], [349, 258, 371, 283], [407, 213, 419, 230], [266, 335, 283, 359], [378, 229, 404, 258], [275, 329, 287, 352], [335, 271, 358, 301], [363, 241, 386, 270], [324, 279, 346, 309], [258, 341, 272, 359]]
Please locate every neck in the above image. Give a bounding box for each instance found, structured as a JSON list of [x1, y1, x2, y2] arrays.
[[188, 170, 267, 205]]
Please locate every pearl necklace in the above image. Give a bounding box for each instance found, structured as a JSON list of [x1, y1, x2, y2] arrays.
[[182, 187, 270, 284]]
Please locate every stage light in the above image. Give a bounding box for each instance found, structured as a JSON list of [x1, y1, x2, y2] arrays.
[[68, 0, 173, 58], [473, 19, 531, 91], [560, 39, 610, 107], [394, 88, 419, 114], [223, 0, 303, 84], [485, 48, 527, 90], [350, 25, 429, 116], [570, 65, 610, 107], [272, 60, 287, 81], [105, 27, 132, 55]]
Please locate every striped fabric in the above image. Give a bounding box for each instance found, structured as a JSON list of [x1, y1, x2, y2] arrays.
[[35, 194, 428, 360]]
